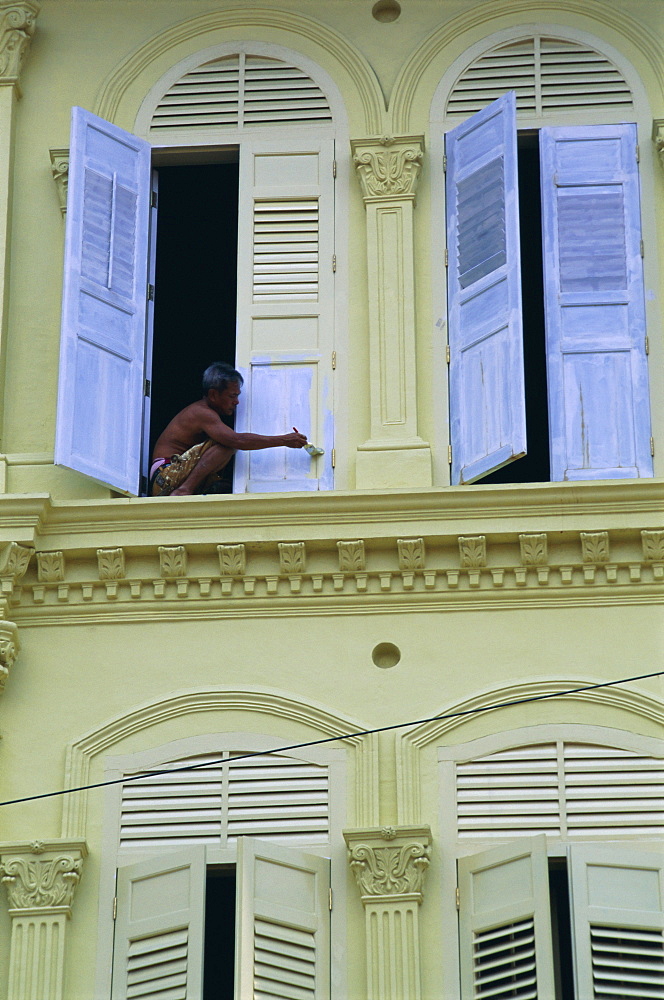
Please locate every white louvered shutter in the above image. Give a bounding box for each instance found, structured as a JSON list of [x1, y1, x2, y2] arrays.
[[235, 838, 330, 1000], [458, 836, 556, 999], [234, 139, 335, 492], [569, 845, 664, 1000], [540, 124, 653, 481], [112, 847, 206, 1000], [446, 91, 527, 484], [56, 107, 151, 495]]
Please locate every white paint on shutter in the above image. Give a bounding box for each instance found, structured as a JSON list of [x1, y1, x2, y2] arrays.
[[119, 751, 330, 854], [455, 743, 664, 842], [458, 836, 555, 1000], [569, 845, 664, 1000], [447, 36, 632, 118], [235, 838, 330, 1000], [112, 847, 206, 1000], [150, 53, 331, 134]]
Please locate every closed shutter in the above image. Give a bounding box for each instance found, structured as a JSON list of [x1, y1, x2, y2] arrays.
[[540, 124, 653, 481], [446, 91, 527, 484], [235, 837, 330, 1000], [234, 138, 335, 492], [569, 845, 664, 1000], [458, 836, 555, 999], [55, 107, 151, 495], [112, 847, 206, 1000]]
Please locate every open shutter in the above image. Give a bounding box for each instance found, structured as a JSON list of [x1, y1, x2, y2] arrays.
[[234, 139, 335, 492], [569, 845, 664, 1000], [112, 847, 206, 999], [235, 837, 330, 1000], [446, 91, 526, 484], [55, 107, 151, 495], [540, 124, 653, 481], [458, 835, 556, 999]]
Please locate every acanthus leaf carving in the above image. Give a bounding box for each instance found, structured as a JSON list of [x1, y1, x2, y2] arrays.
[[653, 120, 664, 172], [519, 533, 548, 565], [158, 545, 187, 578], [352, 135, 424, 201], [97, 548, 125, 580], [458, 535, 487, 568], [348, 841, 430, 897], [49, 148, 69, 215], [278, 542, 306, 576], [0, 618, 19, 690], [397, 537, 425, 572], [0, 541, 33, 581], [580, 531, 609, 564], [0, 854, 83, 910], [37, 551, 65, 583], [0, 1, 39, 83], [337, 540, 365, 573], [217, 543, 246, 577], [642, 530, 664, 562]]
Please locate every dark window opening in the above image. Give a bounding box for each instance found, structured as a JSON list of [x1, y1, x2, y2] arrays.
[[549, 860, 575, 1000], [204, 867, 236, 999], [479, 133, 550, 484], [149, 161, 240, 488]]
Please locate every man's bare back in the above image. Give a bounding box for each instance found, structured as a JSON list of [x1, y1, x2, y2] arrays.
[[151, 363, 307, 496]]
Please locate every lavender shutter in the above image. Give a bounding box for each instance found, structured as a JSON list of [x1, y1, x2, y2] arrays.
[[540, 124, 653, 481], [55, 107, 151, 494], [446, 91, 526, 484]]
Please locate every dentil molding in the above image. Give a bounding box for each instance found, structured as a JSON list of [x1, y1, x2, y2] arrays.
[[0, 841, 87, 914], [344, 826, 431, 901], [0, 1, 39, 88], [351, 135, 424, 202]]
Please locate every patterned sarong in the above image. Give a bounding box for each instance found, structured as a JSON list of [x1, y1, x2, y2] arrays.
[[150, 439, 213, 496]]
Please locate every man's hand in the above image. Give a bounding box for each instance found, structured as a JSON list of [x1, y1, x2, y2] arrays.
[[283, 427, 308, 449]]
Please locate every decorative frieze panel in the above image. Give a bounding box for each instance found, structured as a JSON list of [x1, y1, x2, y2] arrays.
[[218, 543, 246, 577], [37, 551, 64, 583], [159, 545, 187, 578], [97, 548, 125, 580], [278, 541, 306, 575], [0, 1, 39, 85], [338, 539, 365, 573]]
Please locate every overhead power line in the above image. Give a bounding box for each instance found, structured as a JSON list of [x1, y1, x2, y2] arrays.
[[0, 669, 662, 809]]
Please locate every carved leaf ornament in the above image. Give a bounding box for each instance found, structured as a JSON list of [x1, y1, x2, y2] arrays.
[[348, 841, 430, 896], [1, 855, 83, 910]]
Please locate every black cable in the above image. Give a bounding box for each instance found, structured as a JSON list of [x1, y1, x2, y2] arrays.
[[1, 669, 662, 809]]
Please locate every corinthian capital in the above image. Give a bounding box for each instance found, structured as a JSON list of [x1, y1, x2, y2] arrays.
[[0, 618, 19, 691], [351, 135, 424, 202], [344, 826, 431, 901], [653, 120, 664, 172], [0, 1, 39, 85], [0, 841, 87, 913]]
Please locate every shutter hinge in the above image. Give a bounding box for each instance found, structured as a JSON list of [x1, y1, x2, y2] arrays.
[[444, 248, 449, 267], [645, 336, 649, 355], [448, 445, 452, 465], [636, 143, 640, 163], [332, 159, 337, 178], [147, 283, 155, 301], [112, 896, 117, 921], [443, 153, 447, 173], [144, 378, 151, 397], [332, 254, 337, 273], [329, 888, 333, 911], [455, 887, 460, 910], [651, 436, 655, 457], [332, 350, 337, 370], [150, 190, 158, 209], [446, 344, 450, 365], [331, 448, 336, 468], [640, 240, 644, 258]]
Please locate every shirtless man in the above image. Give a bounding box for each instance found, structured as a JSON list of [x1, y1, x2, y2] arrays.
[[150, 362, 308, 496]]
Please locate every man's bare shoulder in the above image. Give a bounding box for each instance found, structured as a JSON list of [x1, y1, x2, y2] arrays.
[[153, 399, 219, 459]]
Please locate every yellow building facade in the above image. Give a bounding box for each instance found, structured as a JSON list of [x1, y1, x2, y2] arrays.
[[0, 1, 662, 998]]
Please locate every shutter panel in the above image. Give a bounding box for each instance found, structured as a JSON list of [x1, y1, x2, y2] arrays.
[[458, 836, 556, 999], [540, 124, 653, 481], [234, 139, 335, 493], [55, 107, 151, 495], [569, 845, 664, 1000], [112, 847, 206, 1000], [227, 754, 329, 844], [446, 91, 527, 484], [235, 837, 330, 1000]]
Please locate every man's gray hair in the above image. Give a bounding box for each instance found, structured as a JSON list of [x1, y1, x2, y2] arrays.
[[202, 362, 244, 394]]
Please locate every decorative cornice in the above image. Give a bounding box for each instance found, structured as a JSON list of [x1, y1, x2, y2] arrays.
[[351, 135, 424, 202], [653, 120, 664, 172], [49, 148, 69, 215], [344, 826, 431, 902], [0, 1, 39, 89], [0, 841, 86, 914]]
